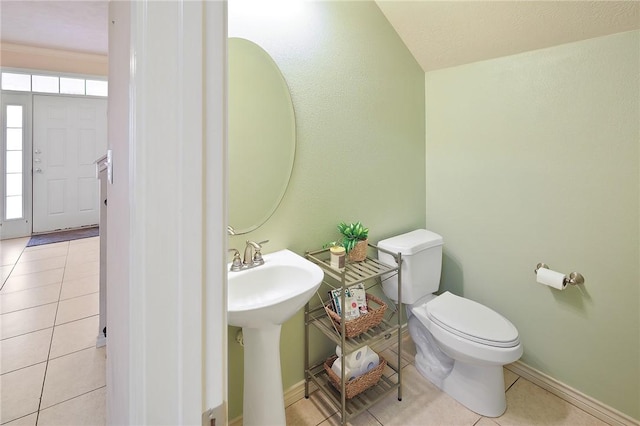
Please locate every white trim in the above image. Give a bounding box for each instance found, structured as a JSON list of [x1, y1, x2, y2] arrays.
[[128, 0, 147, 423], [204, 0, 228, 421], [0, 93, 32, 239], [506, 361, 639, 426], [106, 1, 227, 424]]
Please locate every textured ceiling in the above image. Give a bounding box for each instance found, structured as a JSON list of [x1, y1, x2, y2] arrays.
[[376, 0, 640, 71], [0, 0, 108, 55], [0, 1, 638, 70]]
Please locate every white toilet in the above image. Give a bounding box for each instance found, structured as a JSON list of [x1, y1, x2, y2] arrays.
[[378, 229, 523, 417]]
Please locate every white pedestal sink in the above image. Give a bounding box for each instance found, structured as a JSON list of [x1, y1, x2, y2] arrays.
[[228, 249, 324, 426]]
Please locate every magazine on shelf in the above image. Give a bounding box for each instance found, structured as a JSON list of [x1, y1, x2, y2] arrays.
[[328, 283, 368, 320]]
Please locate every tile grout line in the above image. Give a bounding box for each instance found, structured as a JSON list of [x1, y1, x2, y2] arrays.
[[0, 241, 28, 292], [34, 241, 70, 425], [34, 385, 108, 418], [46, 326, 101, 362], [505, 376, 519, 392], [0, 238, 101, 424]]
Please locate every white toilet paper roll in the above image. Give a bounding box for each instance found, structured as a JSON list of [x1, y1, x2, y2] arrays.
[[331, 358, 356, 381], [346, 346, 380, 377], [336, 345, 364, 368], [536, 267, 567, 290], [357, 348, 380, 376]]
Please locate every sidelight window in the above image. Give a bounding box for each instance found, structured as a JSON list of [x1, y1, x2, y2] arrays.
[[4, 105, 24, 220]]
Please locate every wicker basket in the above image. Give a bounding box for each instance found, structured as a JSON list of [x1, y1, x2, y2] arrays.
[[325, 293, 387, 338], [324, 355, 386, 399], [347, 239, 368, 262]]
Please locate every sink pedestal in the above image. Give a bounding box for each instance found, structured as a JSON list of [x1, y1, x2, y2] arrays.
[[227, 249, 324, 425], [242, 324, 286, 426]]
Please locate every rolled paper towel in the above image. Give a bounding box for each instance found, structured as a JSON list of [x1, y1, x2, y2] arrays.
[[536, 267, 567, 290]]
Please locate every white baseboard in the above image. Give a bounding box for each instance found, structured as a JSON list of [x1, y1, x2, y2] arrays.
[[228, 415, 241, 426], [95, 335, 106, 348], [506, 361, 639, 426]]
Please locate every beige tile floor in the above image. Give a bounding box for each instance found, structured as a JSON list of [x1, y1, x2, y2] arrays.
[[1, 236, 104, 426], [1, 236, 608, 426], [283, 337, 609, 425]]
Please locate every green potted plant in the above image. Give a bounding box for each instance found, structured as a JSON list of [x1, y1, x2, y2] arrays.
[[337, 221, 369, 262]]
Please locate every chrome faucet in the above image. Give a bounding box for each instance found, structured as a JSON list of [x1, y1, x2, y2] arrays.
[[229, 240, 270, 271], [243, 240, 269, 267]]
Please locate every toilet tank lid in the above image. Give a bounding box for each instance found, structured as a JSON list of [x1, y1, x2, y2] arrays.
[[377, 229, 443, 255]]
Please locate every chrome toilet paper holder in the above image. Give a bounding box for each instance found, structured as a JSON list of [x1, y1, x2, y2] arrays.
[[534, 263, 585, 286]]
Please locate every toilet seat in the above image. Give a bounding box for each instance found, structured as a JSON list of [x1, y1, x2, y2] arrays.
[[426, 292, 520, 348]]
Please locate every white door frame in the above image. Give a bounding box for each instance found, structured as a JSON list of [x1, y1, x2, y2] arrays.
[[107, 1, 227, 425], [0, 92, 32, 239]]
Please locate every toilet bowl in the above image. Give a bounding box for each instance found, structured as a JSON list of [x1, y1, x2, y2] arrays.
[[409, 292, 522, 416], [378, 229, 523, 417]]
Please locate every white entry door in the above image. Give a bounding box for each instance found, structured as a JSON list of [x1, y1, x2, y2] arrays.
[[32, 95, 107, 233]]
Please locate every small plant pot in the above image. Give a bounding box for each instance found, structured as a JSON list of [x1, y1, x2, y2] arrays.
[[348, 239, 368, 262]]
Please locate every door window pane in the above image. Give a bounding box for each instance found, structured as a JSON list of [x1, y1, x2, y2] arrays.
[[5, 195, 23, 219], [6, 151, 22, 173], [32, 75, 60, 93], [60, 77, 85, 95], [6, 173, 22, 196], [6, 128, 22, 150], [6, 105, 23, 127], [86, 80, 108, 97], [1, 73, 31, 91]]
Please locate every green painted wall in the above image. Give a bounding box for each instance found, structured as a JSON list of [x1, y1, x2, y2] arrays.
[[425, 30, 639, 419], [227, 1, 425, 420]]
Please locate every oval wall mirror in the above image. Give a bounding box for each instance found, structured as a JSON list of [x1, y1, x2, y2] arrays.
[[228, 38, 296, 235]]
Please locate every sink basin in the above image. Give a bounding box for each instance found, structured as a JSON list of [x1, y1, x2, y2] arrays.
[[228, 249, 323, 328], [227, 249, 324, 425]]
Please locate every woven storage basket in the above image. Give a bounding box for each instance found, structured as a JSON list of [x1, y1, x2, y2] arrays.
[[324, 355, 386, 399], [347, 239, 368, 262], [325, 293, 387, 338]]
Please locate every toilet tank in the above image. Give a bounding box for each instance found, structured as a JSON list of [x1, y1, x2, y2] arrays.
[[377, 229, 443, 304]]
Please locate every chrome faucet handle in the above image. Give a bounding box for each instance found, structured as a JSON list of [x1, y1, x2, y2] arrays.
[[228, 249, 243, 272], [227, 225, 236, 235], [244, 240, 269, 265], [251, 240, 269, 265]]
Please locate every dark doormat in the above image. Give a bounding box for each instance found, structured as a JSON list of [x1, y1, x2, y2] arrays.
[[26, 226, 99, 247]]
